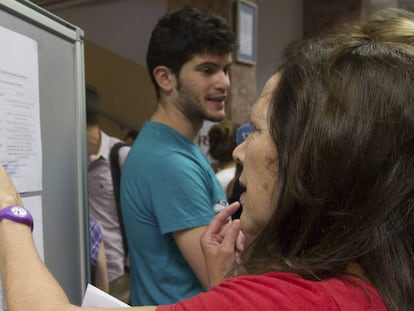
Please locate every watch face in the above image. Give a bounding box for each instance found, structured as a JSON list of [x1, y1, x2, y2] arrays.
[[11, 206, 28, 217]]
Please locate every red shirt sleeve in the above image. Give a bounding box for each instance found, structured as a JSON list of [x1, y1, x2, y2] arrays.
[[156, 273, 386, 311]]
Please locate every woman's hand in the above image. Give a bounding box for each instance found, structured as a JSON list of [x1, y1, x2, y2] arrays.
[[0, 164, 23, 209], [200, 202, 245, 288]]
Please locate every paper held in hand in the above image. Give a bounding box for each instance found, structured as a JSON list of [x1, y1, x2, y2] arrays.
[[82, 283, 130, 308]]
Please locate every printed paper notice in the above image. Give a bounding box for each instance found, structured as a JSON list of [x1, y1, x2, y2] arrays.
[[0, 25, 42, 192], [82, 284, 130, 308]]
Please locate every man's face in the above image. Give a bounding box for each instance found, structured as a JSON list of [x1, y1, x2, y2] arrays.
[[173, 53, 232, 123]]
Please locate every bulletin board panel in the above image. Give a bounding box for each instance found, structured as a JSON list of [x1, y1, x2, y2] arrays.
[[0, 0, 88, 304]]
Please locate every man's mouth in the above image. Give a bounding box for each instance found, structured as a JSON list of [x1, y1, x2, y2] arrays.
[[206, 95, 226, 103]]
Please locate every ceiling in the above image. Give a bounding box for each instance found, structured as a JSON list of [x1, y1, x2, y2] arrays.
[[30, 0, 110, 10]]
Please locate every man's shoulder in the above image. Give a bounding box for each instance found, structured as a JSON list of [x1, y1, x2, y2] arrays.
[[103, 132, 130, 156], [106, 134, 123, 148], [98, 131, 119, 157]]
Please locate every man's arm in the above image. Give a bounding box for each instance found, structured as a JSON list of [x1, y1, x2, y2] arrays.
[[93, 242, 109, 292], [173, 226, 209, 289]]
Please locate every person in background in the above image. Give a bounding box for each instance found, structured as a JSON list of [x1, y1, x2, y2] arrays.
[[123, 129, 138, 146], [1, 11, 414, 311], [86, 86, 130, 303], [227, 123, 254, 219], [208, 119, 239, 196], [89, 216, 109, 292], [120, 7, 234, 306]]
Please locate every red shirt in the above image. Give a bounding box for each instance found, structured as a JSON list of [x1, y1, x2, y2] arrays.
[[157, 272, 387, 311]]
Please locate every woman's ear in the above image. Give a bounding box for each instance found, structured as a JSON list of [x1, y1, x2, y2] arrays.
[[153, 66, 175, 94]]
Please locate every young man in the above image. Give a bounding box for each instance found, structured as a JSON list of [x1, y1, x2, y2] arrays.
[[121, 7, 235, 306], [86, 87, 130, 303]]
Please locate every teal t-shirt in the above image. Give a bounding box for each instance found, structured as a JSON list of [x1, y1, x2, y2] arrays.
[[121, 121, 225, 306]]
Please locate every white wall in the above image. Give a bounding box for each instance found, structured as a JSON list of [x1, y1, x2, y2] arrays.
[[45, 0, 303, 94]]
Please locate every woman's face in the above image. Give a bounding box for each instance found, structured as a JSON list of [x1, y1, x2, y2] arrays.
[[233, 74, 279, 238]]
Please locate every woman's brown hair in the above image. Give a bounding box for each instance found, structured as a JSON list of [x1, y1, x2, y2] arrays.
[[242, 28, 414, 311]]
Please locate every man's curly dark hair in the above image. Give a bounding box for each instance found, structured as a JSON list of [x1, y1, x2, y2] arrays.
[[146, 7, 235, 99]]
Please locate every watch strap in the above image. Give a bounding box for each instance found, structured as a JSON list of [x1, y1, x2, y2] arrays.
[[0, 205, 33, 231]]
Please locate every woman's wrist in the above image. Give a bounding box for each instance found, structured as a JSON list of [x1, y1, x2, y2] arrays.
[[0, 205, 33, 231], [0, 196, 20, 209], [206, 270, 226, 288]]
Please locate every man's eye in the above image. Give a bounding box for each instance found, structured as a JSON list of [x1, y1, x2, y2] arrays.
[[201, 68, 213, 75]]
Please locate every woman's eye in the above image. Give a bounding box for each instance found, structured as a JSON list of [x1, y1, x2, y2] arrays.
[[249, 123, 258, 133]]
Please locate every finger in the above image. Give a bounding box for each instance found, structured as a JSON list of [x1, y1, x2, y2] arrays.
[[218, 201, 240, 222], [220, 220, 241, 252], [235, 229, 245, 254], [205, 202, 240, 236], [235, 230, 245, 264]]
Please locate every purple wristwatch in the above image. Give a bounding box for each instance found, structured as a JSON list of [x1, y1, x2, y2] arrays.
[[0, 205, 33, 231]]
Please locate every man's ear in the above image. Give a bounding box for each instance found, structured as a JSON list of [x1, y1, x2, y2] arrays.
[[153, 66, 175, 94]]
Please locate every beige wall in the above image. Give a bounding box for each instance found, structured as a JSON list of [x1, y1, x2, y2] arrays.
[[35, 0, 304, 130], [85, 41, 156, 139]]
